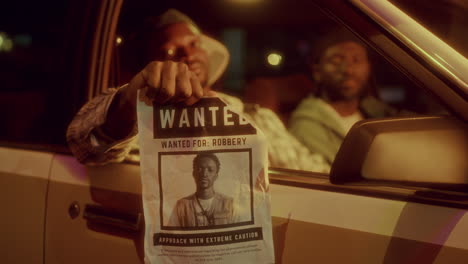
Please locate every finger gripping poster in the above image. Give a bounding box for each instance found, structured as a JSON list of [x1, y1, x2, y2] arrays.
[[137, 97, 275, 264]]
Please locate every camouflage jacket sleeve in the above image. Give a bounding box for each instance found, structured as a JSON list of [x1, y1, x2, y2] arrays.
[[66, 86, 139, 165]]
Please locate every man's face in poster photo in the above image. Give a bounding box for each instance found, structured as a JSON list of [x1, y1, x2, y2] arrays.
[[193, 156, 219, 190]]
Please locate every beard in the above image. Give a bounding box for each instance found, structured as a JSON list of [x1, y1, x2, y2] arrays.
[[320, 81, 367, 101], [319, 74, 368, 101]]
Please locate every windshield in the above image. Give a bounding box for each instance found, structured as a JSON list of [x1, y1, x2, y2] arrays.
[[352, 0, 468, 95]]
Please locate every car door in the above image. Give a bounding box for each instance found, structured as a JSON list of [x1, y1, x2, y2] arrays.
[[0, 0, 92, 263], [0, 147, 52, 263], [0, 0, 134, 263], [45, 156, 143, 263], [38, 0, 147, 263]]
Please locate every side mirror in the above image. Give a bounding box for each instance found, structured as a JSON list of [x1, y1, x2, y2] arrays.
[[330, 116, 468, 192]]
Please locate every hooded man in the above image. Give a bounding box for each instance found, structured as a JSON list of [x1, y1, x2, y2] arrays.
[[67, 9, 330, 173]]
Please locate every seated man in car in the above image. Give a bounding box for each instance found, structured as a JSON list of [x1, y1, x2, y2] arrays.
[[289, 32, 399, 165], [169, 153, 236, 227], [67, 9, 330, 173]]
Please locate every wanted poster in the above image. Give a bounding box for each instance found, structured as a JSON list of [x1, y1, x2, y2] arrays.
[[137, 96, 275, 264]]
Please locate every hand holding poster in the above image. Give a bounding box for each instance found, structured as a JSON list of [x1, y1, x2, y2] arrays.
[[137, 96, 275, 263]]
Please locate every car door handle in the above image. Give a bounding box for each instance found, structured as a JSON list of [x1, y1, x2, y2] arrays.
[[83, 204, 142, 232]]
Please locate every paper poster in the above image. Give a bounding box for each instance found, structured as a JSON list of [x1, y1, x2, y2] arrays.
[[137, 96, 275, 264]]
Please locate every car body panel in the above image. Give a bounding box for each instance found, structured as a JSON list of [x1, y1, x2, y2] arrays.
[[45, 155, 143, 263], [271, 184, 468, 253], [40, 153, 468, 263], [0, 147, 53, 263], [267, 171, 468, 263]]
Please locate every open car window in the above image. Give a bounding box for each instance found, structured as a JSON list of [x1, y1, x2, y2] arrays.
[[110, 0, 462, 175]]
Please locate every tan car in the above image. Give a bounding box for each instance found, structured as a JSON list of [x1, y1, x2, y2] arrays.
[[1, 0, 467, 263]]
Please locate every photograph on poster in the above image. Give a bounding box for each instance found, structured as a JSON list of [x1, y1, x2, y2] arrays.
[[159, 149, 253, 230]]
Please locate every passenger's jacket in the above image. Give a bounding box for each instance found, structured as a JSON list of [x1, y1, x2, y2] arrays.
[[289, 96, 398, 165]]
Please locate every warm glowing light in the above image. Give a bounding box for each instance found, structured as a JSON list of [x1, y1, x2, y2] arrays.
[[116, 36, 123, 45], [0, 32, 13, 52], [3, 39, 13, 52], [267, 52, 282, 66]]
